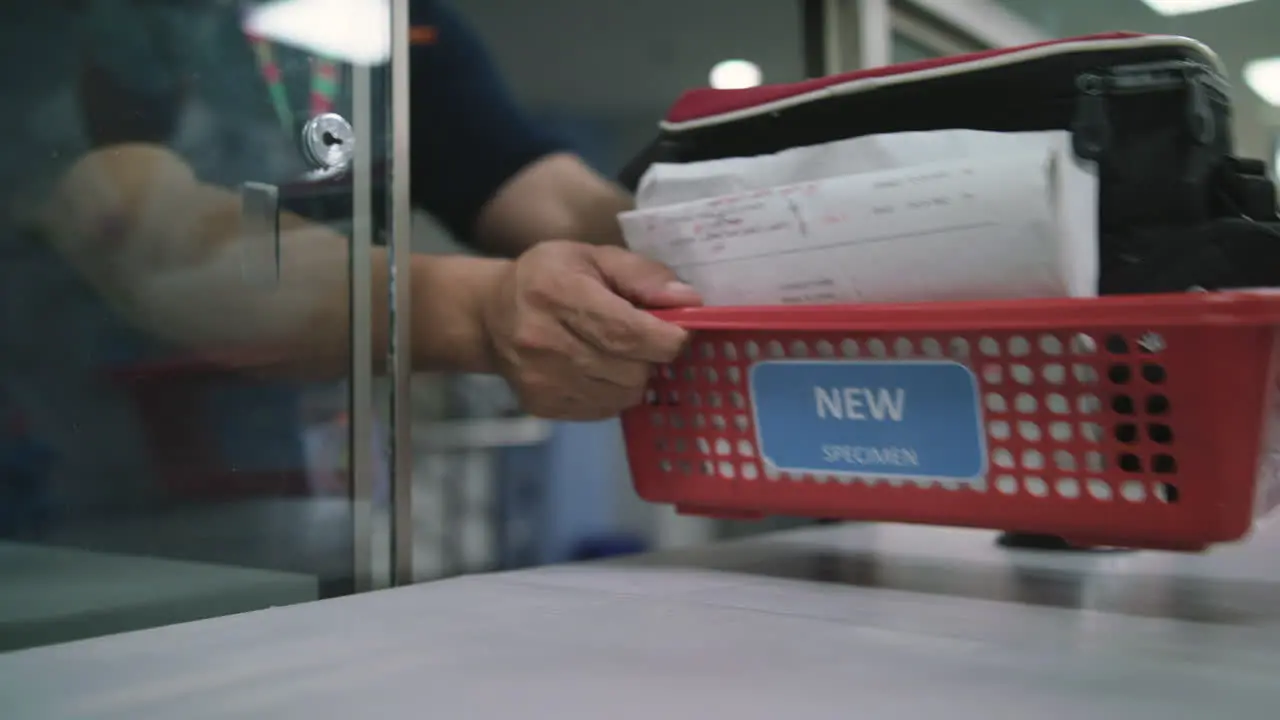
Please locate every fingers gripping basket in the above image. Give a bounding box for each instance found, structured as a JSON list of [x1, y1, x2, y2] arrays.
[[620, 293, 1280, 550]]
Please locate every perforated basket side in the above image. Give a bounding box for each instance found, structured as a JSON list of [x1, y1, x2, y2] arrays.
[[621, 320, 1275, 550]]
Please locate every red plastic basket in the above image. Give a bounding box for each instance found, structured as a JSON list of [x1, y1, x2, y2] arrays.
[[621, 291, 1280, 551]]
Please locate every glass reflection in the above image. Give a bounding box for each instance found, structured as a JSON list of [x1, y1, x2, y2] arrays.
[[0, 0, 391, 652]]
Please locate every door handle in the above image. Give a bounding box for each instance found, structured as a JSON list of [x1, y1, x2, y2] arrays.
[[240, 181, 281, 288]]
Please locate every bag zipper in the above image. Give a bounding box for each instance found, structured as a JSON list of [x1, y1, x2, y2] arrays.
[[1071, 59, 1227, 163]]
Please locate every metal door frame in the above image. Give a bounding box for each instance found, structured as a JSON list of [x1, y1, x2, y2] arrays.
[[388, 0, 414, 588], [350, 0, 414, 592]]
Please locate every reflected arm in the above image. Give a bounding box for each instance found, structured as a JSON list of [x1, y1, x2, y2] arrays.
[[35, 144, 504, 378]]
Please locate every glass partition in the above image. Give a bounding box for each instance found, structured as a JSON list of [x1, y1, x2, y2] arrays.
[[0, 0, 404, 652]]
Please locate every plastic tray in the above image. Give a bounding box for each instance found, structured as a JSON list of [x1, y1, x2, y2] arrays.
[[621, 291, 1280, 550]]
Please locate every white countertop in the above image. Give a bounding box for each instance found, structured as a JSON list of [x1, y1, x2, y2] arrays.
[[3, 522, 1279, 718]]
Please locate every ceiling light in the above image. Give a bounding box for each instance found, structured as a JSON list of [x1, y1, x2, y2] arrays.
[[244, 0, 391, 65], [709, 60, 762, 90], [1139, 0, 1255, 16], [1244, 57, 1280, 106]]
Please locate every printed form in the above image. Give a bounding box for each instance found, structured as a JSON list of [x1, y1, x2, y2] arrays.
[[619, 130, 1098, 306]]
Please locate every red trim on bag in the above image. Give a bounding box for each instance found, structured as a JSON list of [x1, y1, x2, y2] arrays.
[[665, 32, 1147, 125]]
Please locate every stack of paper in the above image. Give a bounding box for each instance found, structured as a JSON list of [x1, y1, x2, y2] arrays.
[[619, 130, 1098, 306]]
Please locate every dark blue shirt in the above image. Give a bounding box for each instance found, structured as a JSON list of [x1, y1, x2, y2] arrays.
[[411, 0, 565, 238]]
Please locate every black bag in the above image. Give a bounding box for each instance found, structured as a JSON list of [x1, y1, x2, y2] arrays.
[[620, 32, 1279, 294]]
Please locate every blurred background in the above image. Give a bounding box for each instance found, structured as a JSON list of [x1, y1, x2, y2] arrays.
[[4, 0, 1277, 652]]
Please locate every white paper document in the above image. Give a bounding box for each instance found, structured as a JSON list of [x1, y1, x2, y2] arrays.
[[621, 130, 1098, 306]]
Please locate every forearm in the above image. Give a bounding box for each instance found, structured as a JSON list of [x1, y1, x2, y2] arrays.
[[408, 253, 507, 373], [180, 188, 507, 375], [472, 153, 633, 256]]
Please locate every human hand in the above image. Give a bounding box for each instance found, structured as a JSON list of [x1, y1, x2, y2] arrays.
[[480, 240, 702, 420]]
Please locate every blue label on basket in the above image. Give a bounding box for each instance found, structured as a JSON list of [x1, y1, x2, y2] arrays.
[[749, 359, 986, 481]]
